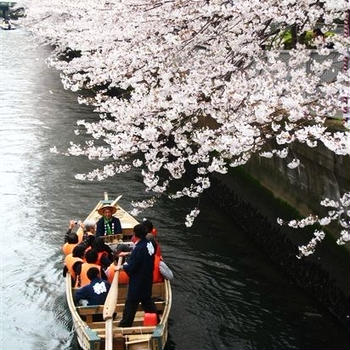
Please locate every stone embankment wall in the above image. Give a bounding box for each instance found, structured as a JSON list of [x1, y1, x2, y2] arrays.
[[244, 142, 350, 240], [207, 142, 350, 328]]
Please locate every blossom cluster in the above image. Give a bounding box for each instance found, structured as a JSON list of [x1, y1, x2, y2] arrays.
[[278, 192, 350, 256], [22, 0, 350, 239]]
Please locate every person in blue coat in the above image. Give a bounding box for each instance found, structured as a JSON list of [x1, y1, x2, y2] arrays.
[[75, 267, 110, 306], [96, 204, 122, 237], [117, 224, 158, 327]]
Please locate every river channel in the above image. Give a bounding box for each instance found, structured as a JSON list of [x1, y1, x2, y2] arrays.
[[0, 28, 349, 350]]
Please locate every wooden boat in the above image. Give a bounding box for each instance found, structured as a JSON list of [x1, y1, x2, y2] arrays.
[[65, 194, 172, 350]]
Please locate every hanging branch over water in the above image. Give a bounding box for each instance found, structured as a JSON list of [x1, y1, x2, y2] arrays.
[[22, 0, 350, 256]]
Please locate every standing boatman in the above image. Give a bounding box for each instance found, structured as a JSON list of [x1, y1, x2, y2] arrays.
[[117, 224, 158, 327]]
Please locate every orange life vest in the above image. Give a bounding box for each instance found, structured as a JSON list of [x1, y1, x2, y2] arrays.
[[153, 254, 164, 283], [64, 254, 83, 280], [62, 242, 77, 256], [76, 263, 101, 287], [106, 264, 129, 284]]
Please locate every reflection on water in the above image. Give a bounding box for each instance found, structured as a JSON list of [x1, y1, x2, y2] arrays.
[[0, 28, 349, 350]]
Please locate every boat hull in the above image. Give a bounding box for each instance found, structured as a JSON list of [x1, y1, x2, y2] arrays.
[[65, 198, 172, 350]]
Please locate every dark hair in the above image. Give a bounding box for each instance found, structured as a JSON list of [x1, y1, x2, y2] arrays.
[[142, 219, 153, 234], [85, 249, 98, 263], [87, 267, 100, 281], [83, 234, 95, 247], [93, 236, 107, 252], [72, 244, 86, 258], [67, 233, 79, 244], [134, 224, 147, 238]]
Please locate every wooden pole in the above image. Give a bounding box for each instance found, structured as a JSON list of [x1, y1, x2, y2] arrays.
[[103, 256, 123, 350], [110, 195, 123, 208]]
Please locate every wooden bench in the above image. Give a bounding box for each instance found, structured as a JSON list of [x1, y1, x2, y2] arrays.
[[73, 282, 166, 304], [76, 301, 165, 324]]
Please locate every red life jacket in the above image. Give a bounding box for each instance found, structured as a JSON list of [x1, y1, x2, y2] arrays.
[[76, 263, 101, 287], [155, 242, 161, 257], [62, 242, 77, 256], [153, 254, 164, 283], [151, 228, 158, 236], [64, 254, 83, 280]]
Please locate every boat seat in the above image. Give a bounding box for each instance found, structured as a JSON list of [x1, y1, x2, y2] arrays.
[[77, 301, 165, 317], [73, 282, 165, 303], [88, 311, 145, 329], [77, 301, 165, 326]]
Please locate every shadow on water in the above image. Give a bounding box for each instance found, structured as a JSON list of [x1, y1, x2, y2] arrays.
[[0, 28, 349, 350]]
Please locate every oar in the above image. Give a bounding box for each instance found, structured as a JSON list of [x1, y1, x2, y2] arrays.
[[111, 194, 123, 207], [103, 256, 123, 350]]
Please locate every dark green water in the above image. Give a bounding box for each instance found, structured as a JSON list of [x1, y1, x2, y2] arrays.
[[0, 28, 348, 350]]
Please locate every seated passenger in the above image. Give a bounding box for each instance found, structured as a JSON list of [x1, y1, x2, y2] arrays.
[[77, 219, 96, 243], [75, 249, 106, 287], [74, 267, 110, 306], [62, 232, 79, 255], [64, 220, 81, 240], [63, 244, 86, 284], [96, 205, 122, 237], [92, 236, 113, 269]]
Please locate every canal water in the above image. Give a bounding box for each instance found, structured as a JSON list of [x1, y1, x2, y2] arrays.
[[0, 28, 348, 350]]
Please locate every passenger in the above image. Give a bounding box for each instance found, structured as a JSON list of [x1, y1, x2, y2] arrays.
[[142, 219, 161, 257], [96, 204, 122, 237], [64, 220, 80, 241], [77, 219, 96, 243], [92, 236, 113, 269], [62, 232, 79, 255], [74, 267, 110, 306], [75, 249, 106, 288], [63, 244, 86, 284], [117, 224, 158, 327], [141, 219, 163, 282]]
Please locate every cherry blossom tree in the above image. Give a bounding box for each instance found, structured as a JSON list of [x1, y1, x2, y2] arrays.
[[22, 0, 350, 256]]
